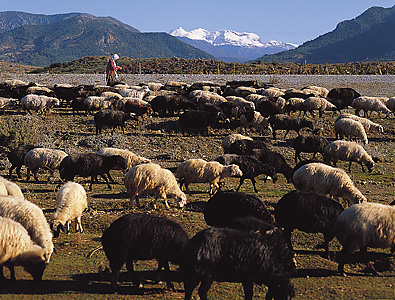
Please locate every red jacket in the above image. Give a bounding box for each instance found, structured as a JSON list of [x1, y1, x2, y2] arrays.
[[106, 59, 121, 76]]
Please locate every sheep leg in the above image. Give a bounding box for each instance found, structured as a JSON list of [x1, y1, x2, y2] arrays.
[[110, 261, 124, 289], [283, 228, 293, 251], [9, 165, 16, 178], [250, 178, 259, 193], [100, 174, 112, 190], [359, 162, 366, 173], [76, 216, 83, 233], [0, 266, 5, 280], [106, 171, 115, 183], [283, 130, 290, 139], [158, 260, 175, 290], [197, 278, 213, 300], [184, 279, 199, 300], [126, 261, 140, 287], [236, 178, 245, 191], [3, 262, 16, 280], [348, 161, 352, 173], [242, 281, 254, 300]]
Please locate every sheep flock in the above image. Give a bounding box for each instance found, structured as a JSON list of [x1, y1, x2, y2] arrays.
[[0, 76, 394, 299]]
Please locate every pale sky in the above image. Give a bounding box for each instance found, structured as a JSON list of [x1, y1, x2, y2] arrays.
[[2, 0, 394, 44]]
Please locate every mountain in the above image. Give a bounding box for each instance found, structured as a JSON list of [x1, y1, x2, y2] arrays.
[[169, 27, 297, 62], [258, 5, 395, 63], [0, 12, 214, 66]]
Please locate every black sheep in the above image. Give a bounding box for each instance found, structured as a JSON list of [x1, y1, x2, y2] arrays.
[[150, 94, 197, 116], [7, 145, 37, 179], [179, 226, 296, 300], [291, 134, 329, 162], [101, 213, 189, 289], [214, 154, 277, 192], [94, 109, 135, 135], [275, 190, 344, 258], [123, 102, 153, 124], [228, 139, 268, 155], [256, 100, 283, 117], [251, 148, 293, 183], [327, 87, 361, 112], [269, 114, 314, 139], [204, 190, 275, 227], [59, 153, 125, 190], [178, 110, 227, 134]]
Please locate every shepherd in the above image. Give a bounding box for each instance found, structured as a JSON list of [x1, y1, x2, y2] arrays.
[[106, 54, 122, 86]]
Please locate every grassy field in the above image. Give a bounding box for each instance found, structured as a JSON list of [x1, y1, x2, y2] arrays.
[[0, 101, 395, 300]]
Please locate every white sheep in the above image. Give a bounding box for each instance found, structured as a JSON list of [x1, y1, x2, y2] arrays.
[[0, 216, 46, 281], [303, 86, 329, 97], [245, 94, 268, 107], [0, 196, 54, 264], [334, 118, 368, 144], [51, 182, 88, 238], [124, 163, 187, 209], [0, 182, 7, 196], [189, 90, 227, 106], [20, 94, 60, 114], [299, 96, 337, 117], [24, 148, 68, 181], [221, 134, 253, 154], [225, 96, 255, 111], [83, 96, 113, 112], [26, 86, 53, 96], [293, 162, 367, 205], [117, 87, 149, 99], [335, 202, 395, 275], [239, 111, 271, 133], [0, 176, 24, 199], [260, 87, 285, 99], [0, 97, 16, 110], [147, 82, 163, 91], [121, 96, 150, 106], [234, 86, 257, 97], [335, 113, 384, 134], [352, 96, 391, 118], [97, 147, 150, 171], [175, 158, 243, 195], [323, 140, 374, 173], [100, 91, 123, 100]]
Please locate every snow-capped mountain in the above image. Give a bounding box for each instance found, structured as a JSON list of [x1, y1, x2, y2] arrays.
[[169, 27, 298, 62]]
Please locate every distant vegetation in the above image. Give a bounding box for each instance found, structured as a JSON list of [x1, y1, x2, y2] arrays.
[[29, 56, 395, 75]]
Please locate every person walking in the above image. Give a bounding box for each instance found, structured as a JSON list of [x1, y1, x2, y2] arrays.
[[106, 54, 122, 86]]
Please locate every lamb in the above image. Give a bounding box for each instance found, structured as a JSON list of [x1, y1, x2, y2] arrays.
[[0, 177, 24, 199], [20, 94, 60, 114], [0, 216, 46, 281], [291, 134, 329, 162], [334, 118, 368, 144], [269, 114, 314, 139], [292, 162, 367, 204], [7, 144, 37, 179], [0, 196, 54, 264], [239, 110, 272, 133], [335, 202, 395, 275], [94, 109, 135, 134], [175, 158, 243, 195], [59, 153, 126, 190], [323, 140, 374, 173], [101, 213, 189, 289], [24, 147, 68, 181], [335, 113, 384, 134], [274, 190, 344, 257], [227, 138, 268, 155], [97, 147, 150, 172], [214, 154, 277, 192], [225, 95, 255, 111], [124, 163, 187, 208], [179, 226, 295, 300], [50, 182, 88, 238], [203, 190, 276, 227], [221, 134, 253, 154], [83, 96, 114, 113], [352, 96, 391, 118]]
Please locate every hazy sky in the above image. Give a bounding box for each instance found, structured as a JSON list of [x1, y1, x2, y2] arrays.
[[2, 0, 394, 44]]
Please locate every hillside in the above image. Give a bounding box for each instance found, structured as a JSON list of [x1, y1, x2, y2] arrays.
[[259, 5, 395, 63], [0, 12, 213, 67]]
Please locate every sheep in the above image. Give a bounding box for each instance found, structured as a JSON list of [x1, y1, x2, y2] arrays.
[[0, 177, 24, 199], [83, 96, 113, 113], [0, 216, 46, 281], [214, 154, 277, 192], [291, 134, 329, 162], [251, 148, 293, 183], [292, 162, 367, 204], [59, 153, 126, 190], [122, 101, 153, 124], [327, 87, 361, 112], [50, 182, 88, 238], [269, 114, 314, 139], [20, 94, 60, 114], [239, 110, 271, 133], [221, 134, 253, 154], [255, 99, 284, 117], [178, 110, 228, 134], [335, 202, 395, 275], [385, 97, 395, 113], [352, 96, 391, 118], [260, 87, 285, 99], [7, 144, 37, 179], [323, 140, 374, 173], [228, 138, 268, 155], [233, 86, 257, 98], [297, 96, 337, 118], [121, 96, 150, 107], [0, 97, 17, 112], [302, 85, 329, 97], [284, 97, 305, 114], [101, 213, 189, 289], [335, 113, 384, 134], [203, 190, 276, 227], [117, 86, 149, 99], [179, 226, 295, 300], [334, 118, 368, 144], [175, 158, 243, 196], [24, 148, 68, 181], [94, 109, 136, 134], [25, 86, 55, 97], [274, 190, 344, 258], [124, 163, 187, 209], [188, 90, 227, 106], [100, 91, 122, 100], [97, 147, 150, 172], [225, 95, 255, 111], [0, 196, 54, 264]]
